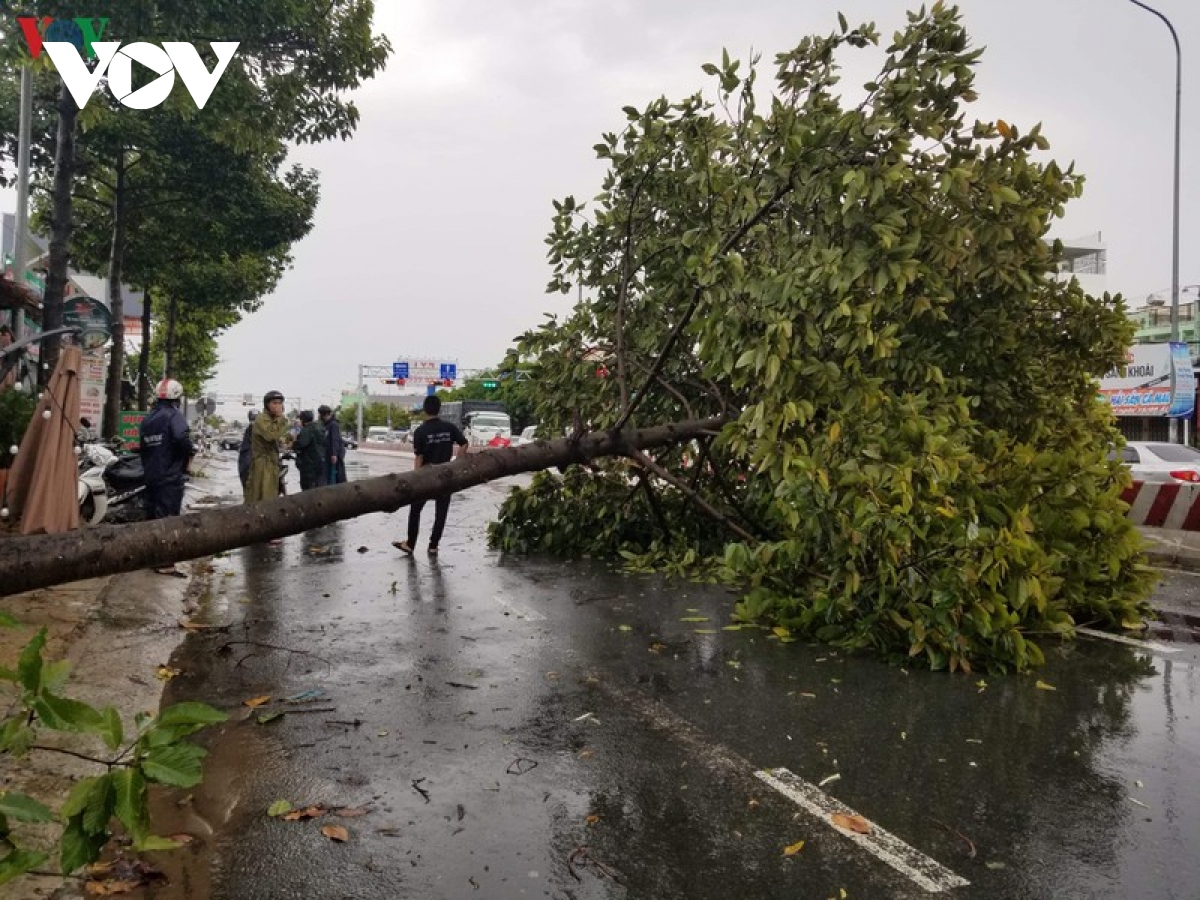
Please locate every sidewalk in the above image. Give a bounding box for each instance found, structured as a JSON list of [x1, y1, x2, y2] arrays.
[[0, 564, 206, 899]]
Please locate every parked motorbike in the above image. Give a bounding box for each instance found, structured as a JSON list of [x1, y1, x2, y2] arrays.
[[77, 442, 149, 525]]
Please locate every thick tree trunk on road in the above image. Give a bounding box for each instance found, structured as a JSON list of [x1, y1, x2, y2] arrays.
[[0, 417, 723, 596]]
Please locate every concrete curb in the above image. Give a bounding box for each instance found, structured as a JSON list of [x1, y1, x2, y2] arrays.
[[1142, 547, 1200, 574]]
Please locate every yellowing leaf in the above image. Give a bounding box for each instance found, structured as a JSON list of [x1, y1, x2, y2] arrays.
[[321, 824, 349, 842], [283, 805, 326, 821], [266, 799, 293, 817], [996, 119, 1012, 138], [829, 422, 841, 442], [679, 616, 709, 622], [1121, 618, 1146, 631], [772, 626, 791, 638], [831, 813, 872, 834], [155, 665, 180, 681], [1035, 680, 1057, 692], [783, 839, 806, 856], [585, 814, 601, 826], [243, 695, 271, 708]]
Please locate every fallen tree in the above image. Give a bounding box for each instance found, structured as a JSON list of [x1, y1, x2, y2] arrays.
[[0, 418, 721, 596]]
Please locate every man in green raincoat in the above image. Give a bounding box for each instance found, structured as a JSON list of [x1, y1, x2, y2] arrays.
[[244, 390, 292, 504]]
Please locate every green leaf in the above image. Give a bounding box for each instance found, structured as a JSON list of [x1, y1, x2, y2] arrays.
[[0, 720, 34, 757], [0, 849, 49, 885], [61, 776, 106, 823], [0, 792, 53, 823], [17, 628, 47, 694], [98, 707, 123, 753], [60, 814, 106, 875], [111, 769, 148, 844], [155, 702, 228, 729], [41, 660, 71, 695], [32, 692, 104, 734], [267, 799, 293, 817], [82, 776, 114, 838], [135, 834, 182, 852], [141, 743, 207, 788]]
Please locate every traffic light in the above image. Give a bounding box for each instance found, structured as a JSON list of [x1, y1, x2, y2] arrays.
[[481, 379, 498, 390]]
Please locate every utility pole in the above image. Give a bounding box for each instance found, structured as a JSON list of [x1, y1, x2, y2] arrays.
[[12, 66, 33, 343], [356, 364, 365, 444], [1128, 0, 1183, 441]]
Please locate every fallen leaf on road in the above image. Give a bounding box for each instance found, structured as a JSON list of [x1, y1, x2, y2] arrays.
[[586, 815, 601, 826], [818, 773, 841, 788], [1127, 796, 1149, 809], [168, 833, 195, 844], [617, 625, 633, 632], [357, 546, 369, 553], [680, 616, 709, 622], [155, 665, 180, 680], [748, 799, 760, 809], [283, 805, 326, 821], [321, 824, 349, 842], [1035, 680, 1057, 692], [649, 642, 668, 653], [783, 839, 806, 857], [694, 629, 718, 634], [256, 711, 284, 725], [799, 692, 817, 699], [831, 813, 872, 834], [243, 695, 271, 708], [267, 800, 294, 817], [85, 880, 141, 895], [578, 749, 594, 759], [772, 626, 791, 638], [1121, 618, 1146, 631]]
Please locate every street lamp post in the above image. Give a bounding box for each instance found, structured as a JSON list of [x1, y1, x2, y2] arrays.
[[1128, 0, 1182, 441]]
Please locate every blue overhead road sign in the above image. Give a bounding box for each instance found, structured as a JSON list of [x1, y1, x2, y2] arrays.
[[393, 362, 409, 379]]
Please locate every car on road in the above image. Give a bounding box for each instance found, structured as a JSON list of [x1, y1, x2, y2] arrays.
[[343, 435, 358, 450], [513, 425, 540, 446], [1120, 441, 1200, 483], [218, 431, 243, 451]]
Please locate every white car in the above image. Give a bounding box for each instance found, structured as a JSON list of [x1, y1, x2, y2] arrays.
[[513, 426, 540, 446], [1120, 441, 1200, 483]]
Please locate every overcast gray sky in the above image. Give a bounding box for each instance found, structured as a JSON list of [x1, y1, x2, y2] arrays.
[[7, 1, 1200, 410]]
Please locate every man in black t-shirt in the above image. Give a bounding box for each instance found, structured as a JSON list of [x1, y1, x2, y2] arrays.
[[393, 395, 468, 556]]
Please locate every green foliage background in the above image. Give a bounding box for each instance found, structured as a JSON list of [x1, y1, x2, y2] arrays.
[[489, 5, 1154, 673]]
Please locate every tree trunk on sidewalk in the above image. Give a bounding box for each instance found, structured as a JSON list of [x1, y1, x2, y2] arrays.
[[164, 294, 178, 377], [103, 154, 128, 439], [0, 418, 723, 595], [137, 288, 152, 410], [40, 80, 79, 389]]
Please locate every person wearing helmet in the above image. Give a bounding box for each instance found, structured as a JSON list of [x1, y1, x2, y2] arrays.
[[139, 379, 195, 542], [244, 390, 292, 504], [237, 408, 259, 489]]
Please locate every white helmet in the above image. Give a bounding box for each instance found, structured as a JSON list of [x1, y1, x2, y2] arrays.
[[156, 378, 184, 401]]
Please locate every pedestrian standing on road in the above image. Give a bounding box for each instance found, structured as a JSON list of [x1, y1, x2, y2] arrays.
[[245, 391, 292, 505], [293, 410, 327, 490], [318, 405, 347, 485], [139, 379, 195, 574], [238, 409, 258, 490], [393, 394, 467, 557]]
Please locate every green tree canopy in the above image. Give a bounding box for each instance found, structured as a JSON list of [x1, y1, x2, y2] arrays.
[[490, 4, 1152, 673]]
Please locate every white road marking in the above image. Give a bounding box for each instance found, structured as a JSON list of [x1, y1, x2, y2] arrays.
[[492, 594, 547, 621], [601, 684, 967, 895], [1075, 626, 1183, 654], [756, 768, 969, 893]]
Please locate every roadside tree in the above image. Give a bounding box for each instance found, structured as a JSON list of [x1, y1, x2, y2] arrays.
[[488, 6, 1153, 673]]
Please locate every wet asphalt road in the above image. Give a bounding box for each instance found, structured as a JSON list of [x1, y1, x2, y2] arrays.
[[148, 451, 1200, 900]]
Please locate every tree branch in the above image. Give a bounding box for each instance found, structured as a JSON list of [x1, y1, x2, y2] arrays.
[[627, 449, 757, 544]]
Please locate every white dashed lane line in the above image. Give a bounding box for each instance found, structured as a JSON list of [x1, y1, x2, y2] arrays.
[[756, 767, 970, 893], [602, 683, 969, 895]]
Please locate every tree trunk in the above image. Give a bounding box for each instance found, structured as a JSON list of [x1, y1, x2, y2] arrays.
[[137, 287, 152, 410], [40, 81, 79, 389], [164, 294, 178, 377], [103, 154, 128, 439], [0, 418, 723, 595]]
